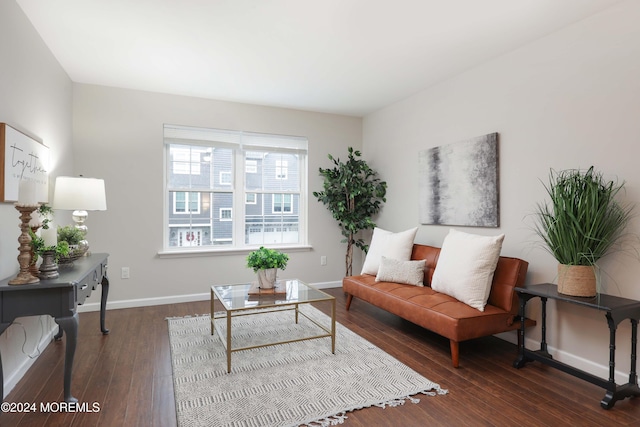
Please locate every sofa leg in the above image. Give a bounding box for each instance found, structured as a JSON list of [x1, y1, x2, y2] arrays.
[[450, 340, 460, 368], [346, 294, 353, 310]]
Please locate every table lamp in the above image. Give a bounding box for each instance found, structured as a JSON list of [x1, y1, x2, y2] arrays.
[[52, 176, 107, 254]]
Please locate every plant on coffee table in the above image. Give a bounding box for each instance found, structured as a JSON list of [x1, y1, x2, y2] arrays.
[[246, 247, 289, 289]]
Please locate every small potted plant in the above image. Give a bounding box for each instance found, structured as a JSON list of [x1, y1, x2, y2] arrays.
[[57, 225, 87, 264], [533, 166, 634, 297], [246, 246, 289, 289], [29, 229, 70, 279]]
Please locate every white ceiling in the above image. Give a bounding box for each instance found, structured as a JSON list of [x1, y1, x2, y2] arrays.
[[17, 0, 623, 117]]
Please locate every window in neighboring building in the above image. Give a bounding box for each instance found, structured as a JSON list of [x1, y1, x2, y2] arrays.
[[272, 193, 293, 213], [220, 171, 232, 185], [173, 191, 200, 214], [220, 208, 232, 221], [275, 160, 288, 180], [246, 159, 258, 174]]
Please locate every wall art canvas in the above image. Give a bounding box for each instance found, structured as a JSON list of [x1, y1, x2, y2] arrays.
[[419, 132, 499, 227], [0, 123, 49, 203]]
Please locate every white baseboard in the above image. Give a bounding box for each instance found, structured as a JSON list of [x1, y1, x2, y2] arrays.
[[3, 321, 58, 399], [77, 280, 343, 313]]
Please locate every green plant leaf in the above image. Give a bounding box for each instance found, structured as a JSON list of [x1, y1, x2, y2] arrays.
[[314, 147, 387, 275], [532, 166, 634, 266]]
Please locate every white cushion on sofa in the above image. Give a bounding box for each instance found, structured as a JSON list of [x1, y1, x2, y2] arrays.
[[430, 229, 505, 312], [361, 227, 418, 275], [375, 256, 426, 286]]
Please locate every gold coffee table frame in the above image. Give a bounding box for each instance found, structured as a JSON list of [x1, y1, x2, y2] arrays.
[[210, 279, 336, 373]]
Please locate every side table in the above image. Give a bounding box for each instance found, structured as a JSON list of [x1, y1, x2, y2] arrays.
[[0, 253, 110, 402], [513, 283, 640, 409]]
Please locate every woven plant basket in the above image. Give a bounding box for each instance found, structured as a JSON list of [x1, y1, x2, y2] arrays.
[[557, 264, 596, 297]]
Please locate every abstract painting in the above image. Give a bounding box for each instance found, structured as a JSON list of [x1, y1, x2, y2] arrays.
[[419, 132, 499, 227]]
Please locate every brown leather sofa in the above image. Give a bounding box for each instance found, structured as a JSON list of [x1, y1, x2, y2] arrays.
[[343, 243, 535, 368]]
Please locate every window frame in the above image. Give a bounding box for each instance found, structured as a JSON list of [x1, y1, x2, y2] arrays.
[[162, 125, 308, 254]]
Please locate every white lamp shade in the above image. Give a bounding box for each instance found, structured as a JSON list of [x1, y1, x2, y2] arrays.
[[52, 176, 107, 211]]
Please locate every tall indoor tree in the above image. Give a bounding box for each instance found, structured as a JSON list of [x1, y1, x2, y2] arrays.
[[314, 147, 387, 276]]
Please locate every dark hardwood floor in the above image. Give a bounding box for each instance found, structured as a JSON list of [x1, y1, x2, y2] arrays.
[[2, 288, 640, 426]]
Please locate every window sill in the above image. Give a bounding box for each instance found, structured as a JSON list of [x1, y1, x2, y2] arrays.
[[157, 245, 313, 259]]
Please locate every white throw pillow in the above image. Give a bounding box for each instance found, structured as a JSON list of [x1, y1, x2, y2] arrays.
[[431, 229, 505, 311], [375, 256, 426, 286], [361, 227, 418, 275]]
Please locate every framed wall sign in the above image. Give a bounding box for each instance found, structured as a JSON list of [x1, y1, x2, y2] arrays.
[[0, 123, 49, 203]]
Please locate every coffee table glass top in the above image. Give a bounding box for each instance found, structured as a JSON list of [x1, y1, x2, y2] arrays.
[[212, 279, 333, 311]]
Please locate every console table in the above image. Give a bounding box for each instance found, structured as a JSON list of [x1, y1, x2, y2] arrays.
[[513, 283, 640, 409], [0, 253, 109, 402]]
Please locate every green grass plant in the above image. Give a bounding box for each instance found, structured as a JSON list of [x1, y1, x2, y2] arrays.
[[533, 166, 633, 266]]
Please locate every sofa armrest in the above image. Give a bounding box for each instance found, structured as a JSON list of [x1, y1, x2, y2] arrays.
[[488, 256, 529, 314]]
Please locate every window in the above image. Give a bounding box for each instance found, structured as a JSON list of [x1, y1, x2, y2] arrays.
[[245, 159, 257, 173], [273, 194, 292, 213], [164, 125, 308, 251], [174, 191, 200, 214], [275, 160, 288, 180], [220, 208, 232, 221], [219, 171, 232, 185]]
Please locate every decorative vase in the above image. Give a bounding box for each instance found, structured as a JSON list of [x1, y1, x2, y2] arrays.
[[557, 264, 596, 297], [38, 250, 59, 280], [257, 268, 278, 289]]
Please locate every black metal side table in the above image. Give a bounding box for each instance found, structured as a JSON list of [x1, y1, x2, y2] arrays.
[[513, 283, 640, 409]]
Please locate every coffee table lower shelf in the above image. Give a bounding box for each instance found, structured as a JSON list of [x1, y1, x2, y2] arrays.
[[212, 305, 335, 373]]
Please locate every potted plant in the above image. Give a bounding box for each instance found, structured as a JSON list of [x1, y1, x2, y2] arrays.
[[246, 246, 289, 289], [57, 225, 87, 263], [29, 229, 70, 279], [533, 166, 634, 297], [313, 147, 387, 276]]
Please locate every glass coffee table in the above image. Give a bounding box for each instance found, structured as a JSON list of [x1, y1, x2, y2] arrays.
[[210, 279, 336, 373]]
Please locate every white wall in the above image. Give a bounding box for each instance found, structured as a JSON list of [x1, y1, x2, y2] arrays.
[[0, 0, 73, 397], [72, 84, 361, 308], [363, 0, 640, 382]]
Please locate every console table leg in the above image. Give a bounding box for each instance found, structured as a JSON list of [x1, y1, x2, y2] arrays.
[[513, 295, 530, 368], [606, 313, 617, 385], [630, 319, 638, 385], [0, 351, 3, 401], [53, 325, 63, 340], [540, 297, 550, 355], [55, 313, 79, 403], [100, 276, 110, 334]]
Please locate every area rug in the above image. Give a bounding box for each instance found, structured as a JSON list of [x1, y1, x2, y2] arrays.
[[168, 305, 447, 427]]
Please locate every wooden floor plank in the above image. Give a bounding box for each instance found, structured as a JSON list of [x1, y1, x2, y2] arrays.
[[2, 288, 640, 426]]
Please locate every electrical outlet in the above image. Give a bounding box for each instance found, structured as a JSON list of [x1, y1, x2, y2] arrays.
[[320, 256, 327, 266], [121, 267, 130, 279]]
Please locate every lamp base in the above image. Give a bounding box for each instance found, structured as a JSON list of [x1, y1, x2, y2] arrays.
[[72, 210, 90, 256]]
